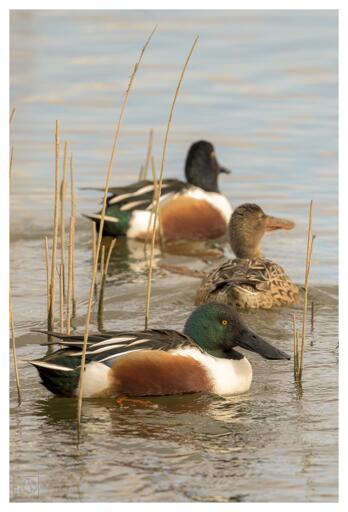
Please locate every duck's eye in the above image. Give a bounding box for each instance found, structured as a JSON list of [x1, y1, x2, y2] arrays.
[[221, 319, 229, 326]]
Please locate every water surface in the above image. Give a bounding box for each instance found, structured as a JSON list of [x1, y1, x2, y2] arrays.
[[10, 10, 338, 502]]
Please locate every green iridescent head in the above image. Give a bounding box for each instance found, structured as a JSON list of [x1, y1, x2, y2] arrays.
[[184, 302, 290, 360]]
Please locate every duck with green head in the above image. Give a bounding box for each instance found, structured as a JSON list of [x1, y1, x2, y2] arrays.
[[30, 303, 289, 398]]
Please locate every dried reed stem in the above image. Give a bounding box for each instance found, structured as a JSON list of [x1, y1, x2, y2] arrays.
[[9, 109, 21, 405], [100, 245, 105, 277], [293, 200, 315, 382], [92, 221, 97, 294], [59, 263, 64, 332], [10, 107, 16, 125], [10, 290, 21, 405], [293, 314, 299, 379], [60, 141, 68, 299], [299, 233, 315, 379], [70, 156, 77, 316], [67, 155, 76, 334], [67, 217, 75, 335], [105, 239, 116, 278], [10, 147, 14, 183], [77, 27, 156, 428], [144, 156, 159, 254], [92, 222, 97, 271], [98, 239, 117, 330], [44, 236, 51, 317], [49, 120, 60, 331], [144, 36, 199, 329], [142, 128, 154, 180]]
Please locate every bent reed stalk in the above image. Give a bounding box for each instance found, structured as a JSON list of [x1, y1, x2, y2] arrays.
[[77, 26, 157, 429], [144, 36, 199, 330], [293, 200, 315, 382]]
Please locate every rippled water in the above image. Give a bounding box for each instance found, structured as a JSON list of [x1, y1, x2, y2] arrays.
[[10, 10, 338, 502]]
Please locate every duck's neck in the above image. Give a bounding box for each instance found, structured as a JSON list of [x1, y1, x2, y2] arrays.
[[186, 169, 219, 193], [230, 237, 263, 259]]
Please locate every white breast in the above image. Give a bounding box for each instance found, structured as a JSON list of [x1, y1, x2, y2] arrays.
[[75, 362, 111, 398], [181, 187, 232, 223], [171, 347, 252, 396]]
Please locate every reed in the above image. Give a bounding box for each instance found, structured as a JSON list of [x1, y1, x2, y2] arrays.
[[142, 128, 154, 180], [10, 107, 16, 124], [59, 263, 64, 332], [100, 244, 105, 278], [144, 36, 199, 329], [44, 236, 51, 317], [293, 314, 299, 379], [293, 200, 315, 382], [67, 155, 76, 334], [10, 146, 14, 183], [48, 120, 60, 331], [60, 141, 68, 298], [98, 239, 117, 331], [91, 221, 97, 294], [70, 155, 77, 317], [77, 27, 157, 429], [9, 115, 21, 405], [143, 155, 159, 255], [10, 290, 21, 405]]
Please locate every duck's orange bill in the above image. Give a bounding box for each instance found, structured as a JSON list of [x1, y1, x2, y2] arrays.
[[265, 215, 295, 232]]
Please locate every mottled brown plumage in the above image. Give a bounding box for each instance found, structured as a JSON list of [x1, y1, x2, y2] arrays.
[[195, 204, 299, 309]]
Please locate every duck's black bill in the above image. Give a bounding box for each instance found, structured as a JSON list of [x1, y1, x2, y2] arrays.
[[238, 329, 290, 360], [219, 166, 231, 174]]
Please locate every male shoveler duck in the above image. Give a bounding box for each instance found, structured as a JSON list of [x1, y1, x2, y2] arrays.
[[195, 204, 300, 309], [87, 140, 232, 241], [30, 303, 289, 398]]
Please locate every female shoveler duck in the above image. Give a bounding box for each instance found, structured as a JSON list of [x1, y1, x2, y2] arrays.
[[87, 140, 232, 241], [30, 303, 289, 398], [195, 204, 299, 309]]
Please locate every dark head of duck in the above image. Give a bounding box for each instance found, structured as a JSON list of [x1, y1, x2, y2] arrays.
[[184, 140, 230, 193], [184, 302, 290, 361]]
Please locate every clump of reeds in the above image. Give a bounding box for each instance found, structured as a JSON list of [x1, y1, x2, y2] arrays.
[[76, 26, 157, 430], [293, 200, 315, 382], [144, 36, 199, 330], [44, 126, 77, 338]]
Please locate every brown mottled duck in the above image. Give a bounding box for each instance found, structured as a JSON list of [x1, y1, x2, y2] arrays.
[[195, 203, 299, 309]]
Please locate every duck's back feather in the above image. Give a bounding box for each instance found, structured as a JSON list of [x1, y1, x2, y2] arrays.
[[195, 257, 299, 309], [30, 329, 209, 397]]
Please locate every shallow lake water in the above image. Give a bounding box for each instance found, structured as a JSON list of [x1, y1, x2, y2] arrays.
[[10, 10, 338, 502]]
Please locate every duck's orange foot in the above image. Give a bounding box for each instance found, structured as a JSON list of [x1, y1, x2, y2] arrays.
[[115, 395, 159, 409]]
